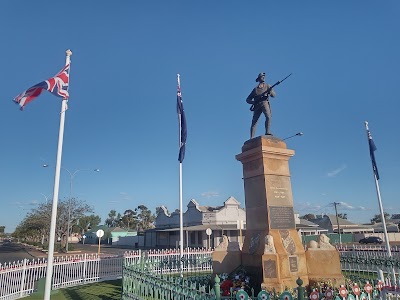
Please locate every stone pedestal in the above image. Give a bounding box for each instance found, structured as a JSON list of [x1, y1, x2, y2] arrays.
[[212, 238, 241, 274], [236, 136, 309, 291], [212, 250, 242, 274], [306, 249, 344, 287]]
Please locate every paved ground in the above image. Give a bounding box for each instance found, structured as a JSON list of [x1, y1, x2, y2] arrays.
[[0, 241, 45, 264], [0, 241, 137, 265]]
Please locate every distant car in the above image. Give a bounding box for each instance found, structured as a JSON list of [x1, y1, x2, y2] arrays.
[[359, 236, 383, 244]]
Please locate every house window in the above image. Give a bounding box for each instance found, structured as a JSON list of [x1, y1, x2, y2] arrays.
[[190, 231, 196, 246]]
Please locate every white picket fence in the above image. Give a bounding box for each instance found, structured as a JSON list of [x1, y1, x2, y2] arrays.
[[0, 248, 213, 300], [337, 244, 400, 255], [1, 244, 397, 300]]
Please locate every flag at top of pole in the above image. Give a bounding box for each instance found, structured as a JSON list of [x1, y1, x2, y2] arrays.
[[365, 121, 379, 180], [177, 74, 187, 163], [13, 63, 70, 110]]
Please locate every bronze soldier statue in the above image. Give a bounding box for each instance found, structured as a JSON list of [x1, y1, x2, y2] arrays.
[[246, 72, 276, 139]]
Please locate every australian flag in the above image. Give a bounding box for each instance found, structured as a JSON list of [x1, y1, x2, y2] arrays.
[[14, 64, 70, 110], [367, 126, 379, 180], [177, 74, 187, 163]]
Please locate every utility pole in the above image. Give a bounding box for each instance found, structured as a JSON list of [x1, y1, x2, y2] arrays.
[[333, 202, 342, 245]]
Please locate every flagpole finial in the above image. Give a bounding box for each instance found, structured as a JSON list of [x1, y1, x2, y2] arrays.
[[66, 49, 72, 57], [365, 121, 369, 130]]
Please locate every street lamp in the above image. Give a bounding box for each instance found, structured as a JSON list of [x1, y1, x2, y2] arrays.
[[43, 164, 100, 252], [40, 193, 51, 245], [40, 193, 51, 204], [283, 132, 303, 141]]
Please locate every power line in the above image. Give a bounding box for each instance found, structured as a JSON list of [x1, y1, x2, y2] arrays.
[[332, 202, 342, 244]]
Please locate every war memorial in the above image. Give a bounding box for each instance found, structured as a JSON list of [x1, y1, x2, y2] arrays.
[[210, 71, 344, 292], [213, 135, 344, 292]]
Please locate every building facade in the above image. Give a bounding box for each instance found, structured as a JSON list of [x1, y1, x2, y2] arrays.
[[143, 197, 327, 249], [145, 196, 247, 249]]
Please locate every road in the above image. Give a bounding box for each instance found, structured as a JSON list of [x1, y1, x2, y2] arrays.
[[0, 240, 44, 265], [0, 241, 136, 265]]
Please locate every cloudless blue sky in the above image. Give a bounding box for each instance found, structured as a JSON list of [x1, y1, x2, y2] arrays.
[[1, 1, 399, 232]]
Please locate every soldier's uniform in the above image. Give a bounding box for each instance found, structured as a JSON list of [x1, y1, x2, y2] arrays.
[[246, 72, 276, 138]]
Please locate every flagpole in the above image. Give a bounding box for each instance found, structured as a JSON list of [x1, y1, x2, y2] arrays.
[[365, 121, 395, 284], [177, 74, 184, 272], [44, 49, 72, 300]]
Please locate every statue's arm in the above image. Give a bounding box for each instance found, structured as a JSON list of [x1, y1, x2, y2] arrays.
[[246, 89, 255, 104], [268, 84, 276, 98]]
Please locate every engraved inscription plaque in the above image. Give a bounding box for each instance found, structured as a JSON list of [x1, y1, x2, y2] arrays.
[[269, 206, 295, 229], [266, 175, 294, 206], [263, 259, 277, 278], [289, 255, 298, 273]]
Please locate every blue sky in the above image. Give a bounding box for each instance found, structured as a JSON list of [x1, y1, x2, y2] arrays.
[[1, 1, 399, 232]]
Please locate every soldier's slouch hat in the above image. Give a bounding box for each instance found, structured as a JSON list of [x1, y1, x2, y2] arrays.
[[255, 72, 266, 82]]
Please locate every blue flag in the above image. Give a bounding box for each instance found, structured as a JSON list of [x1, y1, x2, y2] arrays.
[[367, 126, 379, 180], [177, 75, 187, 163]]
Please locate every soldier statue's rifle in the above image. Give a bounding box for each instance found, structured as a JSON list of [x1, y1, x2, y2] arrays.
[[249, 73, 292, 111]]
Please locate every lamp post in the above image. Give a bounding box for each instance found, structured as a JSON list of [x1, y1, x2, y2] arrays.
[[40, 193, 51, 204], [40, 193, 51, 245], [63, 168, 100, 252], [43, 164, 99, 252], [283, 132, 303, 141], [333, 202, 342, 245]]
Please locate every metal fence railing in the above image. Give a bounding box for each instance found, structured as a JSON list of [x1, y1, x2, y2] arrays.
[[2, 244, 400, 300], [0, 248, 212, 300]]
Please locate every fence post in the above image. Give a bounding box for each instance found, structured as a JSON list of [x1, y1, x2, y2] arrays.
[[82, 253, 87, 283], [214, 274, 221, 300], [19, 258, 27, 297], [296, 277, 305, 300]]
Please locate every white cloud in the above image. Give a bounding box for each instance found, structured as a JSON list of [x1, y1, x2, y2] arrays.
[[337, 202, 370, 211], [327, 164, 347, 177], [339, 201, 354, 209], [295, 202, 322, 212], [119, 192, 132, 201], [201, 191, 220, 198]]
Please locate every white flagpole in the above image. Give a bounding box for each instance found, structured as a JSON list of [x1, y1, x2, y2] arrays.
[[365, 121, 391, 255], [44, 49, 72, 300], [365, 121, 395, 283], [177, 74, 184, 271]]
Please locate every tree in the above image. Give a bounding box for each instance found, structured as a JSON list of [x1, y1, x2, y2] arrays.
[[75, 214, 101, 234], [12, 201, 53, 244], [12, 198, 95, 248], [56, 198, 93, 250], [300, 214, 316, 221], [136, 205, 155, 231], [105, 210, 117, 227], [370, 212, 390, 224], [120, 209, 137, 229], [337, 213, 348, 219]]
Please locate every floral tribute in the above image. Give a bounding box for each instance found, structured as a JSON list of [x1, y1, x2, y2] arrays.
[[219, 269, 252, 297]]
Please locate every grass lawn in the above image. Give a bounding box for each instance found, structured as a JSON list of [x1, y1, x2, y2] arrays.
[[27, 279, 122, 300]]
